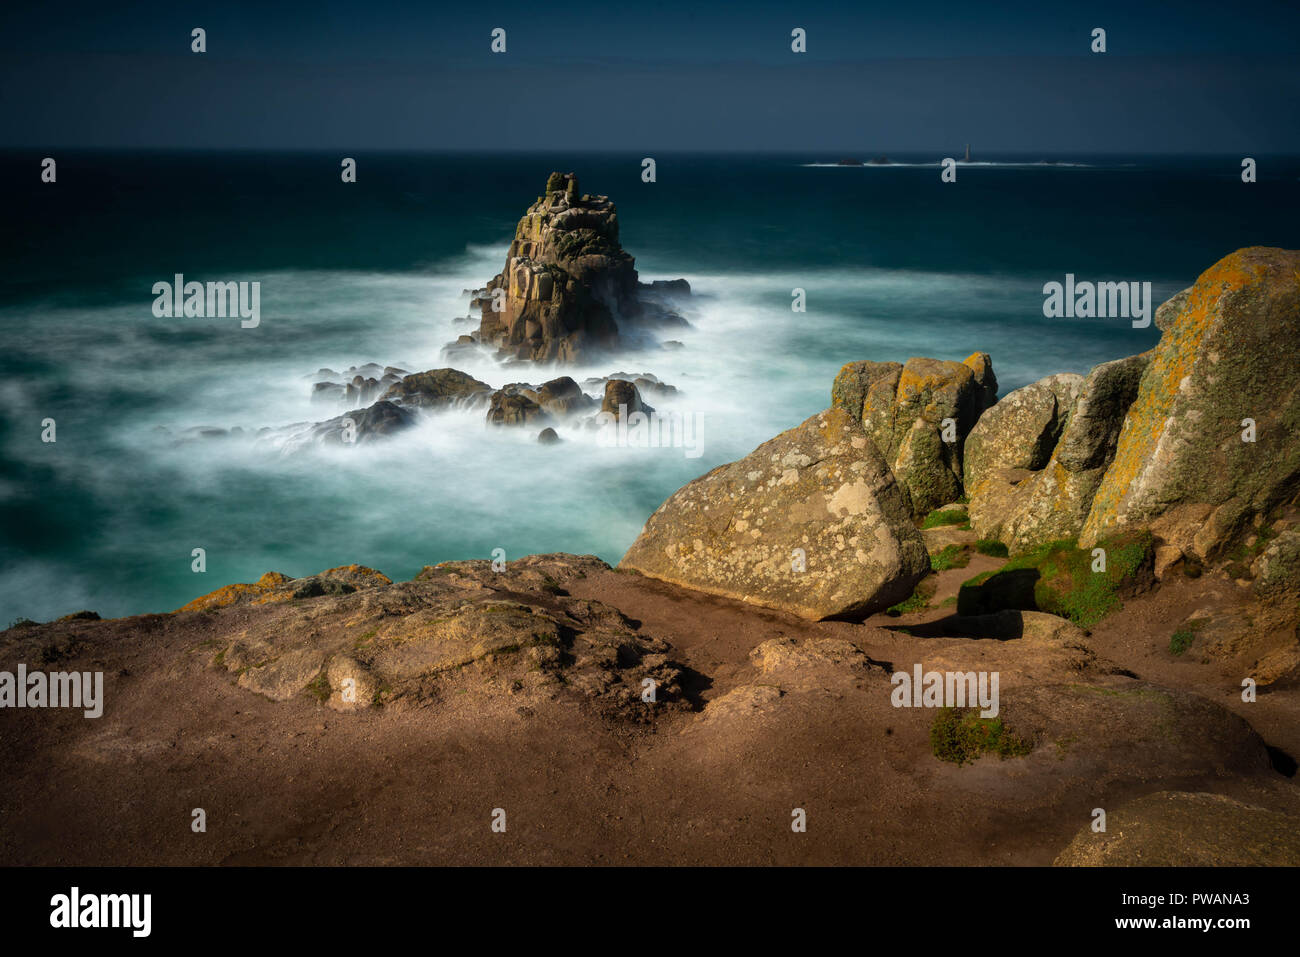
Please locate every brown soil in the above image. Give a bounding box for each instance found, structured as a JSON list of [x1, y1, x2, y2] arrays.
[[1, 557, 1297, 866]]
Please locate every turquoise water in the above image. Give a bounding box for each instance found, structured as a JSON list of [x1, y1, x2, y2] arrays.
[[2, 151, 1297, 622]]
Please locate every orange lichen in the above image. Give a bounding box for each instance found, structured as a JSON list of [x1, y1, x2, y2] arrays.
[[1082, 248, 1276, 542], [175, 571, 292, 613]]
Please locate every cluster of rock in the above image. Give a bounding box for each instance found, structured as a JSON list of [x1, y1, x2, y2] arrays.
[[279, 367, 671, 448], [830, 353, 997, 517], [620, 246, 1300, 622], [308, 363, 411, 406], [447, 172, 692, 364]]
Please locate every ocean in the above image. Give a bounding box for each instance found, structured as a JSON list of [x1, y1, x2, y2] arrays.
[[2, 150, 1297, 623]]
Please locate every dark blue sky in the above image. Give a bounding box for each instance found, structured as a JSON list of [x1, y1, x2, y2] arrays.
[[3, 0, 1298, 151]]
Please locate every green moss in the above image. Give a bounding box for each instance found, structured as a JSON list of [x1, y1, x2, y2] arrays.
[[975, 539, 1009, 558], [930, 544, 971, 571], [921, 507, 969, 529], [930, 708, 1032, 765], [957, 531, 1154, 628], [1226, 524, 1277, 564], [1170, 619, 1206, 656], [886, 578, 936, 616], [305, 670, 331, 703]]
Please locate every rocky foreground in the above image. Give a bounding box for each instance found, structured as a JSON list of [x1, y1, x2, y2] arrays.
[[3, 246, 1299, 866]]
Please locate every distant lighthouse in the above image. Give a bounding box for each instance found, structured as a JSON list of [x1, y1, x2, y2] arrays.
[[964, 143, 971, 163]]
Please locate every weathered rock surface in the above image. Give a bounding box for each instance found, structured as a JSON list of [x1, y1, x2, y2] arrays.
[[963, 373, 1083, 491], [832, 353, 997, 516], [203, 553, 686, 719], [1054, 791, 1300, 866], [1256, 529, 1300, 601], [969, 355, 1149, 551], [619, 405, 929, 620], [1081, 247, 1300, 559]]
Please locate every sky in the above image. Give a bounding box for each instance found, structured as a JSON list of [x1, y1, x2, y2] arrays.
[[2, 0, 1298, 152]]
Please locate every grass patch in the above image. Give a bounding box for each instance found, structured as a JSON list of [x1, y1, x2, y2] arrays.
[[975, 539, 1009, 558], [305, 670, 331, 703], [930, 708, 1032, 765], [1170, 619, 1206, 656], [930, 544, 971, 572], [921, 508, 969, 530], [886, 578, 937, 616]]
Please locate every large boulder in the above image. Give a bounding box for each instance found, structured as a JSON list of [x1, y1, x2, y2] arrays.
[[969, 355, 1149, 551], [1080, 247, 1300, 559], [831, 353, 997, 517], [619, 406, 929, 620], [963, 373, 1083, 491], [535, 376, 596, 416]]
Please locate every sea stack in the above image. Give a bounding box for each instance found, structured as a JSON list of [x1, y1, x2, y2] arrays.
[[467, 172, 689, 364]]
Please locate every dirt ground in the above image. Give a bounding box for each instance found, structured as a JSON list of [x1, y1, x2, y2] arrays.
[[1, 551, 1296, 867]]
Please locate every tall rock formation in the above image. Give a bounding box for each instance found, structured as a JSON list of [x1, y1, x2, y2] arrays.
[[472, 172, 683, 364], [1079, 247, 1300, 559]]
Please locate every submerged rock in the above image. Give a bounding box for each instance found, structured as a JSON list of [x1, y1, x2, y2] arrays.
[[619, 405, 929, 620], [600, 379, 654, 419], [486, 388, 551, 427], [380, 368, 493, 410], [308, 400, 416, 444]]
